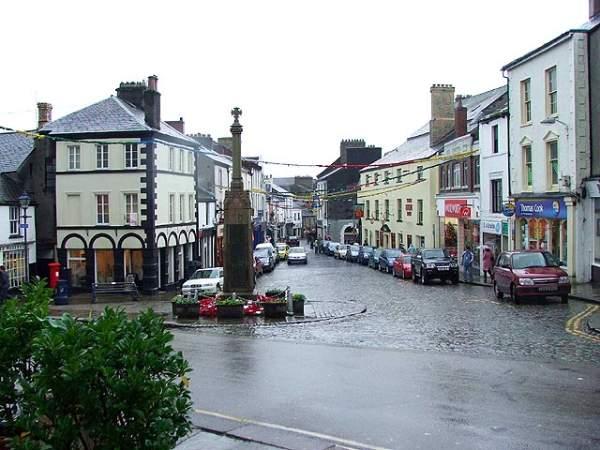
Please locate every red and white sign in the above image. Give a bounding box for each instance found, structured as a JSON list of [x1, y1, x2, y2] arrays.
[[444, 199, 467, 218], [459, 206, 472, 218]]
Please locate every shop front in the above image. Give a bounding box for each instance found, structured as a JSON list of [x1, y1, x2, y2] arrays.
[[437, 198, 480, 264], [480, 218, 509, 255], [514, 198, 568, 265]]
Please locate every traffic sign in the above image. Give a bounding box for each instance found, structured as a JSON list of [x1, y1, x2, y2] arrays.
[[20, 223, 29, 230]]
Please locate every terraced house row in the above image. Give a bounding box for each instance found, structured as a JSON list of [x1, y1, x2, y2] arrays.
[[360, 5, 600, 282]]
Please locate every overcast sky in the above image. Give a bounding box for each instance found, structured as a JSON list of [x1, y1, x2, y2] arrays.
[[0, 0, 588, 177]]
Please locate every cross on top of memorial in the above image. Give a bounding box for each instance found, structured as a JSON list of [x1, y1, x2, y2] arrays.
[[231, 107, 242, 123]]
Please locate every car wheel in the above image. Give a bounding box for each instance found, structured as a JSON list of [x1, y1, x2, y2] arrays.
[[420, 271, 428, 285], [216, 283, 221, 291], [561, 295, 568, 304], [493, 281, 503, 299], [510, 284, 520, 304], [412, 268, 418, 283]]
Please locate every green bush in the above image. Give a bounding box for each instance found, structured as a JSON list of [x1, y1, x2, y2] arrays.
[[0, 281, 53, 433], [172, 294, 198, 305], [215, 297, 244, 306], [0, 281, 193, 450], [292, 293, 306, 302]]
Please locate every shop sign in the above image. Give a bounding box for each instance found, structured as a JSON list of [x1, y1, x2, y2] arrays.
[[460, 206, 472, 218], [502, 222, 509, 236], [444, 199, 467, 218], [481, 220, 502, 235], [502, 202, 516, 217], [515, 199, 567, 220]]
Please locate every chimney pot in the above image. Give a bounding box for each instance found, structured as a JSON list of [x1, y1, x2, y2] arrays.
[[37, 102, 52, 129], [148, 75, 158, 91], [591, 0, 600, 18]]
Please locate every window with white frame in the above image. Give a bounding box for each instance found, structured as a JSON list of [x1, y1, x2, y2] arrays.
[[523, 145, 533, 188], [125, 144, 138, 168], [169, 194, 175, 222], [188, 152, 194, 174], [491, 179, 503, 213], [384, 199, 390, 220], [68, 145, 80, 170], [417, 199, 423, 225], [179, 149, 184, 172], [169, 147, 175, 171], [96, 144, 109, 169], [396, 168, 402, 183], [96, 194, 109, 224], [124, 193, 138, 225], [374, 200, 379, 219], [397, 199, 403, 222], [218, 168, 224, 187], [4, 246, 26, 288], [521, 78, 532, 124], [9, 206, 19, 235], [384, 170, 390, 185], [189, 194, 194, 221], [547, 141, 559, 187], [452, 163, 461, 187], [374, 173, 379, 185], [492, 125, 499, 154], [474, 158, 480, 187], [179, 194, 185, 222], [546, 66, 557, 116], [365, 174, 371, 186], [417, 166, 424, 180]]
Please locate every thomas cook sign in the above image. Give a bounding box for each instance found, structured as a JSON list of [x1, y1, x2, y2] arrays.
[[515, 199, 566, 220]]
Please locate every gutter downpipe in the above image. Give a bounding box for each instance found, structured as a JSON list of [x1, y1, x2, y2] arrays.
[[502, 69, 514, 251]]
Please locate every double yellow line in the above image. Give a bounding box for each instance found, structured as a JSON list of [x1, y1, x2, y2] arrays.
[[565, 305, 600, 342]]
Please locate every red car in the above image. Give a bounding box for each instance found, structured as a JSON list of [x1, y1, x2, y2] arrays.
[[493, 251, 570, 304], [392, 254, 413, 279]]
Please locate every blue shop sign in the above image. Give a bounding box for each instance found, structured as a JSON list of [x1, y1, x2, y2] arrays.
[[515, 199, 566, 220]]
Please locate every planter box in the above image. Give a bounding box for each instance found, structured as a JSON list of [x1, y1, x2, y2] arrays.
[[261, 302, 288, 318], [172, 302, 199, 319], [292, 300, 305, 316], [216, 304, 244, 319]]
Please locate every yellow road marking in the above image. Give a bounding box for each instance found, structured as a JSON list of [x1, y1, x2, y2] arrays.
[[565, 305, 600, 343], [193, 408, 392, 450]]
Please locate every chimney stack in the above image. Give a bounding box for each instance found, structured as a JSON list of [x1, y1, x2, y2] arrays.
[[37, 102, 52, 129], [143, 75, 161, 129], [429, 84, 455, 146], [454, 96, 468, 138], [591, 0, 600, 18], [116, 81, 146, 109], [166, 117, 185, 134]]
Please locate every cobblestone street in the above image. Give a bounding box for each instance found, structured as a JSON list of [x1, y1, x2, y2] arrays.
[[196, 246, 600, 365]]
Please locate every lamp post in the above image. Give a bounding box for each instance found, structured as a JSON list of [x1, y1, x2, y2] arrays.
[[18, 192, 31, 283]]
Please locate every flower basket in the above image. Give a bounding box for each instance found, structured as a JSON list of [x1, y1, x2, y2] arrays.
[[171, 295, 199, 319], [216, 297, 245, 319], [260, 301, 288, 318]]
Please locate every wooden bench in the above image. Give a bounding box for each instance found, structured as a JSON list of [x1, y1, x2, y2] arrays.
[[92, 281, 140, 303]]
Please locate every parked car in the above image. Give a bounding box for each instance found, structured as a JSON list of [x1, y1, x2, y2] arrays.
[[287, 246, 308, 264], [319, 240, 330, 254], [358, 246, 374, 265], [368, 248, 382, 269], [346, 244, 361, 262], [276, 243, 289, 260], [334, 244, 347, 259], [254, 246, 275, 272], [493, 251, 570, 304], [182, 267, 223, 296], [326, 242, 339, 256], [378, 248, 404, 273], [254, 256, 264, 278], [411, 248, 459, 284], [392, 254, 413, 279]]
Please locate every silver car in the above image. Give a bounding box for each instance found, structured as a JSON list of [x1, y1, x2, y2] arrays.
[[287, 246, 307, 265]]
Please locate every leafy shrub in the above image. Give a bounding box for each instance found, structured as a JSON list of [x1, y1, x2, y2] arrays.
[[292, 293, 306, 302], [215, 297, 244, 306], [0, 281, 53, 433], [14, 308, 192, 450], [172, 294, 198, 305]]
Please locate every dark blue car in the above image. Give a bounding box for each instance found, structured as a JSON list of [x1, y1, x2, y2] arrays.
[[358, 246, 373, 265], [378, 248, 404, 273]]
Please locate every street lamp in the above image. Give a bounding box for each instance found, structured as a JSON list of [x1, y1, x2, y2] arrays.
[[18, 192, 31, 283]]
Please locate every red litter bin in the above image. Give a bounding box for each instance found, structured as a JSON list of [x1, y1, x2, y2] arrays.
[[48, 262, 61, 289]]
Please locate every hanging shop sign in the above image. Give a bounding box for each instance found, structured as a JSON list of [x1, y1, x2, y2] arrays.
[[502, 202, 516, 217], [481, 220, 502, 235], [515, 199, 566, 220], [444, 199, 467, 218]]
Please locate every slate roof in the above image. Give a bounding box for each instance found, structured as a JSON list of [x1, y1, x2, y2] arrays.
[[0, 174, 23, 204], [0, 132, 34, 173], [198, 146, 232, 167], [41, 96, 198, 145]]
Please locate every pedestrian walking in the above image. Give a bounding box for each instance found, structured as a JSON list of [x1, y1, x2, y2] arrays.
[[408, 243, 416, 254], [314, 238, 320, 254], [0, 265, 9, 304], [482, 246, 494, 283], [461, 246, 474, 283]]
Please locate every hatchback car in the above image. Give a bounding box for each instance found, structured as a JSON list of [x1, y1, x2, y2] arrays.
[[493, 251, 570, 303], [326, 242, 340, 256], [182, 267, 223, 296], [393, 254, 413, 279], [287, 246, 308, 264], [334, 244, 347, 259], [368, 248, 382, 269], [378, 248, 404, 273], [276, 243, 289, 260], [254, 247, 275, 272], [358, 246, 374, 265]]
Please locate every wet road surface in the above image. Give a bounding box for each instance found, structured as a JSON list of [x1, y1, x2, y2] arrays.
[[173, 246, 600, 449]]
